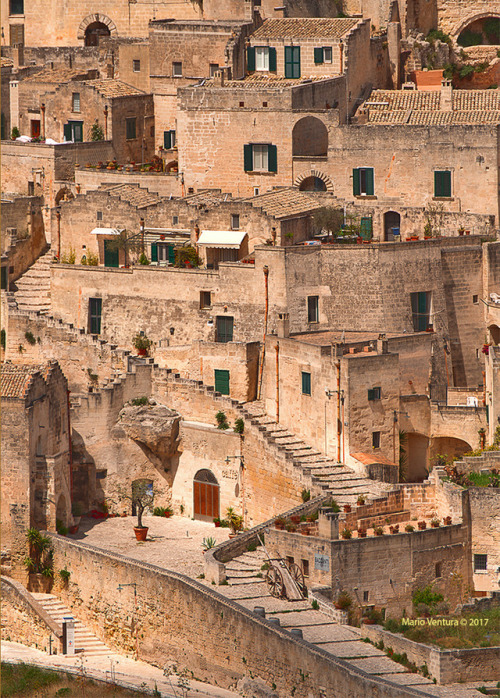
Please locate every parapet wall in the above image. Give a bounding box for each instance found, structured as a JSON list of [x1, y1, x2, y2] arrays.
[[46, 534, 435, 698]]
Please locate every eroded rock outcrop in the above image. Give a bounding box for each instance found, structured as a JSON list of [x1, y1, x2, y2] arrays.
[[115, 401, 181, 469]]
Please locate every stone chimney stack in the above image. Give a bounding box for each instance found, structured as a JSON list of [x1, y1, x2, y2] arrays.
[[276, 312, 290, 338], [440, 78, 453, 112], [213, 69, 225, 87], [377, 333, 389, 354], [12, 45, 24, 70]]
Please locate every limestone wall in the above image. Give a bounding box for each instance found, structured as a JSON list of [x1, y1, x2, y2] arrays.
[[46, 534, 435, 697], [469, 487, 500, 593]]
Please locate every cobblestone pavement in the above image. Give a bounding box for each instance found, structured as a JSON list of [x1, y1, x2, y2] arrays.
[[73, 514, 230, 579]]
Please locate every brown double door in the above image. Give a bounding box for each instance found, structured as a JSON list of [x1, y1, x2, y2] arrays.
[[193, 477, 219, 520]]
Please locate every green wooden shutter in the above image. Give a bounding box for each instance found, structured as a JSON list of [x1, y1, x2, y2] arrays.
[[442, 171, 451, 197], [163, 130, 171, 149], [168, 245, 175, 264], [360, 217, 373, 240], [89, 298, 102, 335], [284, 46, 292, 78], [63, 123, 72, 141], [365, 168, 374, 196], [434, 171, 451, 197], [434, 171, 443, 197], [292, 46, 300, 78], [269, 47, 277, 72], [247, 46, 256, 72], [268, 144, 277, 173], [151, 242, 158, 262], [301, 371, 311, 396], [244, 144, 253, 172], [314, 47, 324, 64], [353, 168, 360, 196], [368, 388, 374, 401], [214, 369, 230, 395]]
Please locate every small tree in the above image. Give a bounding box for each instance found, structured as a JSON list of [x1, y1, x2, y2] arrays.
[[24, 528, 54, 577], [174, 245, 202, 268], [313, 206, 344, 240], [118, 481, 154, 529], [105, 230, 142, 267], [89, 120, 104, 141]]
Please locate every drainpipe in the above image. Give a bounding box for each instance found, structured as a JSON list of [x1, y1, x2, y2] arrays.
[[41, 103, 46, 140], [66, 389, 73, 507], [140, 217, 145, 254], [275, 342, 280, 423], [56, 208, 61, 259], [257, 265, 269, 400], [336, 360, 341, 462], [104, 105, 108, 140], [341, 390, 345, 463]]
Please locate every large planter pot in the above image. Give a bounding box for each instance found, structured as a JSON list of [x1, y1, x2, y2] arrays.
[[362, 617, 376, 625], [69, 525, 79, 535], [358, 530, 367, 538], [137, 348, 148, 357], [28, 573, 53, 593], [134, 526, 148, 541]]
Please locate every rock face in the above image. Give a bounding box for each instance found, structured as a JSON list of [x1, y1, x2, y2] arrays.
[[117, 402, 181, 469]]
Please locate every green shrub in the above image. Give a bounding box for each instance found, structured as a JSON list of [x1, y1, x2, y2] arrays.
[[139, 252, 150, 265], [425, 29, 451, 44], [457, 30, 482, 47], [215, 411, 229, 429], [412, 585, 443, 614], [233, 418, 244, 434], [131, 396, 149, 406], [87, 251, 99, 266], [24, 331, 36, 345], [311, 599, 319, 610], [56, 519, 68, 536], [59, 568, 71, 583], [90, 120, 104, 141], [301, 488, 311, 502], [11, 126, 20, 139], [175, 245, 201, 269]]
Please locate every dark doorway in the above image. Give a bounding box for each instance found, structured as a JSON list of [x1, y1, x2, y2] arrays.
[[85, 21, 111, 46], [299, 176, 327, 192], [384, 211, 401, 241], [193, 469, 219, 521], [31, 120, 40, 139], [104, 240, 119, 268]]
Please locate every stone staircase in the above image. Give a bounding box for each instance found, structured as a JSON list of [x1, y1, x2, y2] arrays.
[[239, 401, 391, 504], [31, 593, 112, 656], [12, 249, 53, 314]]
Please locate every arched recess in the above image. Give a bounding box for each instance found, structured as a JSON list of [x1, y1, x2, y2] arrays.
[[294, 169, 333, 192], [488, 324, 500, 345], [453, 14, 500, 44], [403, 432, 429, 482], [55, 187, 74, 205], [299, 176, 327, 192], [384, 211, 401, 241], [292, 116, 328, 157], [56, 493, 68, 525], [193, 469, 219, 521], [430, 437, 472, 465], [78, 14, 117, 45]]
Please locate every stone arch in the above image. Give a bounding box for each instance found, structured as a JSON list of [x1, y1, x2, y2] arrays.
[[193, 469, 219, 521], [488, 324, 500, 345], [295, 169, 333, 192], [78, 14, 117, 43], [453, 13, 500, 42], [430, 436, 472, 466], [55, 187, 75, 205], [383, 210, 401, 241], [292, 116, 328, 157]]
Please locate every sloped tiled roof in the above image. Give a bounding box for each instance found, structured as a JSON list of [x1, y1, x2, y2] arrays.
[[1, 363, 44, 399], [103, 184, 161, 209], [251, 18, 359, 39], [224, 75, 327, 88], [84, 79, 146, 97], [184, 190, 235, 207], [1, 56, 14, 67], [21, 68, 94, 84], [245, 188, 324, 219], [362, 89, 500, 125]]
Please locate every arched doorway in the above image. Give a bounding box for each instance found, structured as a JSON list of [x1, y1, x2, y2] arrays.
[[488, 324, 500, 345], [299, 176, 327, 192], [193, 469, 219, 521], [292, 116, 328, 157], [85, 21, 111, 46], [384, 211, 401, 241]]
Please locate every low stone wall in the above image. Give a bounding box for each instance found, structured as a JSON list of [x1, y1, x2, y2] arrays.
[[1, 576, 62, 653], [47, 534, 434, 698], [360, 624, 500, 684]]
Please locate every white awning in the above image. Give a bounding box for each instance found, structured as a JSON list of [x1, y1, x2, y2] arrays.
[[90, 228, 124, 236], [197, 230, 247, 249]]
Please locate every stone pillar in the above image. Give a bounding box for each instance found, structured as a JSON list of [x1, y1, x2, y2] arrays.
[[9, 503, 29, 586], [387, 22, 402, 89], [440, 79, 453, 112], [276, 313, 290, 338], [318, 510, 340, 539]]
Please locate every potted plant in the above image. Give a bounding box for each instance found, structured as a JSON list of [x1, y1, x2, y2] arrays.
[[389, 524, 399, 534], [356, 495, 366, 506], [374, 526, 384, 536], [213, 517, 221, 528], [343, 504, 352, 513], [334, 591, 352, 611], [226, 506, 243, 537], [274, 516, 286, 530], [118, 480, 154, 541], [405, 524, 415, 532], [443, 516, 452, 526], [358, 528, 367, 538], [418, 520, 427, 530], [133, 333, 151, 357], [341, 528, 352, 539], [290, 515, 301, 525], [24, 528, 54, 593], [430, 518, 440, 528]]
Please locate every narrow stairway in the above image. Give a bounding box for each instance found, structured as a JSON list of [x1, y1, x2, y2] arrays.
[[31, 593, 112, 656], [240, 401, 392, 504], [12, 248, 53, 314]]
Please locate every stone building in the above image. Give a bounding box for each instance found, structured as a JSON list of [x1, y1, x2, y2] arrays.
[[0, 361, 72, 555]]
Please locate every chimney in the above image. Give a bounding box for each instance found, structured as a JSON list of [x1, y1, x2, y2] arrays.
[[377, 333, 389, 354], [12, 45, 24, 70], [276, 312, 289, 338], [440, 78, 453, 112], [213, 69, 224, 87]]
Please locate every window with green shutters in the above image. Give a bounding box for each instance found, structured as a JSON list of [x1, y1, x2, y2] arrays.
[[301, 371, 311, 396], [216, 316, 234, 343], [126, 117, 137, 140], [214, 369, 230, 395], [284, 46, 300, 78], [243, 144, 277, 173], [247, 46, 256, 72], [151, 242, 158, 262], [163, 129, 176, 149], [104, 240, 119, 267], [368, 387, 381, 401], [434, 170, 452, 198], [63, 121, 83, 142], [89, 297, 102, 335], [353, 167, 374, 196], [314, 47, 324, 64], [410, 291, 431, 331], [360, 217, 373, 240]]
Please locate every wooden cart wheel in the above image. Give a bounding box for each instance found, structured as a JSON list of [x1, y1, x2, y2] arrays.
[[265, 566, 284, 598], [287, 562, 306, 595]]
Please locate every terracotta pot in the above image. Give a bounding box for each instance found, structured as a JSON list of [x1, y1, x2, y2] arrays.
[[290, 515, 301, 525], [362, 618, 376, 625], [418, 522, 427, 530], [214, 521, 221, 528], [134, 526, 148, 541], [69, 525, 79, 534], [343, 505, 351, 513], [137, 348, 147, 356], [275, 522, 284, 530], [358, 530, 367, 538]]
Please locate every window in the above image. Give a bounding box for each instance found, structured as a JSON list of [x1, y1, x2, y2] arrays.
[[126, 117, 137, 140], [286, 556, 294, 567], [254, 187, 260, 196], [434, 170, 452, 198], [411, 291, 431, 332], [63, 121, 83, 142], [96, 211, 103, 221], [302, 371, 311, 396], [307, 296, 319, 323], [27, 181, 34, 196], [89, 297, 102, 335], [474, 554, 487, 572], [473, 295, 478, 304], [163, 129, 176, 149], [1, 267, 7, 290], [172, 215, 179, 225], [10, 24, 24, 45], [216, 316, 234, 343], [151, 242, 175, 265], [239, 101, 245, 107], [209, 63, 219, 77], [72, 92, 80, 112], [301, 559, 309, 577], [247, 46, 277, 72], [231, 214, 240, 230], [353, 167, 374, 196], [200, 291, 211, 309], [133, 59, 141, 72], [363, 590, 369, 602], [96, 470, 107, 480], [172, 62, 182, 77], [314, 47, 332, 64], [435, 562, 442, 578], [214, 369, 230, 395], [372, 431, 381, 449], [284, 45, 300, 78], [10, 0, 23, 15], [243, 144, 277, 173], [368, 387, 381, 401]]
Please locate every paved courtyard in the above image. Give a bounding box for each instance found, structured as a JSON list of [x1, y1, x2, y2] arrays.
[[73, 514, 230, 579]]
